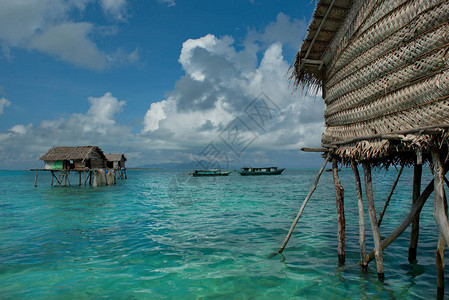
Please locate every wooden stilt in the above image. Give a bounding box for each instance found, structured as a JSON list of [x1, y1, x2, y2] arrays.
[[351, 159, 367, 272], [409, 162, 422, 263], [51, 171, 54, 186], [278, 154, 330, 253], [378, 164, 404, 227], [332, 158, 345, 265], [436, 234, 445, 299], [79, 171, 82, 186], [432, 148, 449, 247], [362, 162, 384, 281], [34, 170, 38, 187], [124, 169, 127, 179]]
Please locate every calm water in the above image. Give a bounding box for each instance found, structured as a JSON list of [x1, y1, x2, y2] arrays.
[[0, 168, 446, 299]]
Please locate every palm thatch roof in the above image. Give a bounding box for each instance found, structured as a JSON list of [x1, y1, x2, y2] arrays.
[[105, 153, 127, 162], [292, 0, 449, 163], [40, 146, 107, 161], [290, 0, 352, 91]]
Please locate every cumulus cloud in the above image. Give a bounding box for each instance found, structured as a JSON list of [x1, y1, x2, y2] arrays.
[[142, 29, 325, 155], [0, 0, 136, 69], [0, 97, 11, 115]]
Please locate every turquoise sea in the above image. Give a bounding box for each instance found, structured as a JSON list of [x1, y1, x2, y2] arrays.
[[0, 168, 446, 299]]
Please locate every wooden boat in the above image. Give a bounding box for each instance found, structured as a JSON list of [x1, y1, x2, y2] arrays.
[[239, 167, 285, 176], [190, 169, 232, 177]]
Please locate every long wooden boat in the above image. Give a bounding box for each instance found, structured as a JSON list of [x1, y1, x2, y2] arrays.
[[239, 167, 285, 176], [190, 169, 232, 177]]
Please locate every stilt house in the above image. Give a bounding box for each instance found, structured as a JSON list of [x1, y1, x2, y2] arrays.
[[105, 153, 127, 169], [284, 0, 449, 294], [40, 146, 107, 170]]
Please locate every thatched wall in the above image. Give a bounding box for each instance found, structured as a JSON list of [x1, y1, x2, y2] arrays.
[[292, 0, 449, 162]]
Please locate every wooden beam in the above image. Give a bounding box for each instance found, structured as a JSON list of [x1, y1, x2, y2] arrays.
[[366, 177, 438, 263], [363, 162, 384, 281], [278, 154, 330, 253], [34, 170, 38, 187], [378, 164, 404, 227], [333, 158, 345, 265], [301, 147, 328, 152]]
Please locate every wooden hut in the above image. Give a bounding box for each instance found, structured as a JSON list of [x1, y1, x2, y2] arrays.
[[105, 153, 127, 179], [34, 146, 116, 187], [105, 153, 127, 169], [281, 0, 449, 296], [40, 146, 107, 170]]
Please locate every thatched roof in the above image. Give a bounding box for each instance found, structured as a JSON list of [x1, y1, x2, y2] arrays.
[[292, 0, 449, 162], [290, 0, 352, 91], [40, 146, 107, 161], [105, 153, 127, 162]]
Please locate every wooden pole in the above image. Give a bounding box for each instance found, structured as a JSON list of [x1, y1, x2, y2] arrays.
[[409, 162, 422, 263], [34, 170, 38, 187], [79, 171, 82, 186], [432, 148, 449, 247], [436, 233, 445, 299], [362, 162, 384, 281], [332, 158, 345, 265], [124, 169, 127, 179], [378, 164, 404, 227], [351, 159, 367, 272], [278, 154, 330, 253], [51, 170, 54, 186]]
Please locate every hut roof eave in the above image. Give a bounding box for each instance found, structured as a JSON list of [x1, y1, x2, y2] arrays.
[[290, 0, 353, 91], [105, 153, 127, 162], [39, 146, 107, 162]]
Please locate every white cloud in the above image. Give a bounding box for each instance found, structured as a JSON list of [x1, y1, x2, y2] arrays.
[[142, 31, 325, 154], [0, 97, 11, 115], [0, 0, 137, 69], [100, 0, 128, 21], [246, 12, 306, 50], [9, 123, 32, 135], [30, 22, 107, 70], [157, 0, 176, 7]]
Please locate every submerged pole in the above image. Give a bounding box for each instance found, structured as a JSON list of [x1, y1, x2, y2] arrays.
[[34, 170, 38, 187], [363, 162, 384, 281], [351, 159, 367, 271], [278, 154, 330, 253], [332, 158, 345, 265], [409, 161, 422, 263]]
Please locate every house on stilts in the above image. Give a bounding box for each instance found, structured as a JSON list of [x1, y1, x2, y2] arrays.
[[33, 146, 127, 187], [105, 153, 127, 179], [279, 0, 449, 296]]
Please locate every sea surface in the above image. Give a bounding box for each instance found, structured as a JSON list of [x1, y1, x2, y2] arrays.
[[0, 168, 447, 299]]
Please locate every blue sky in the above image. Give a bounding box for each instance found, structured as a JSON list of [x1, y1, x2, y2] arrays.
[[0, 0, 326, 169]]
